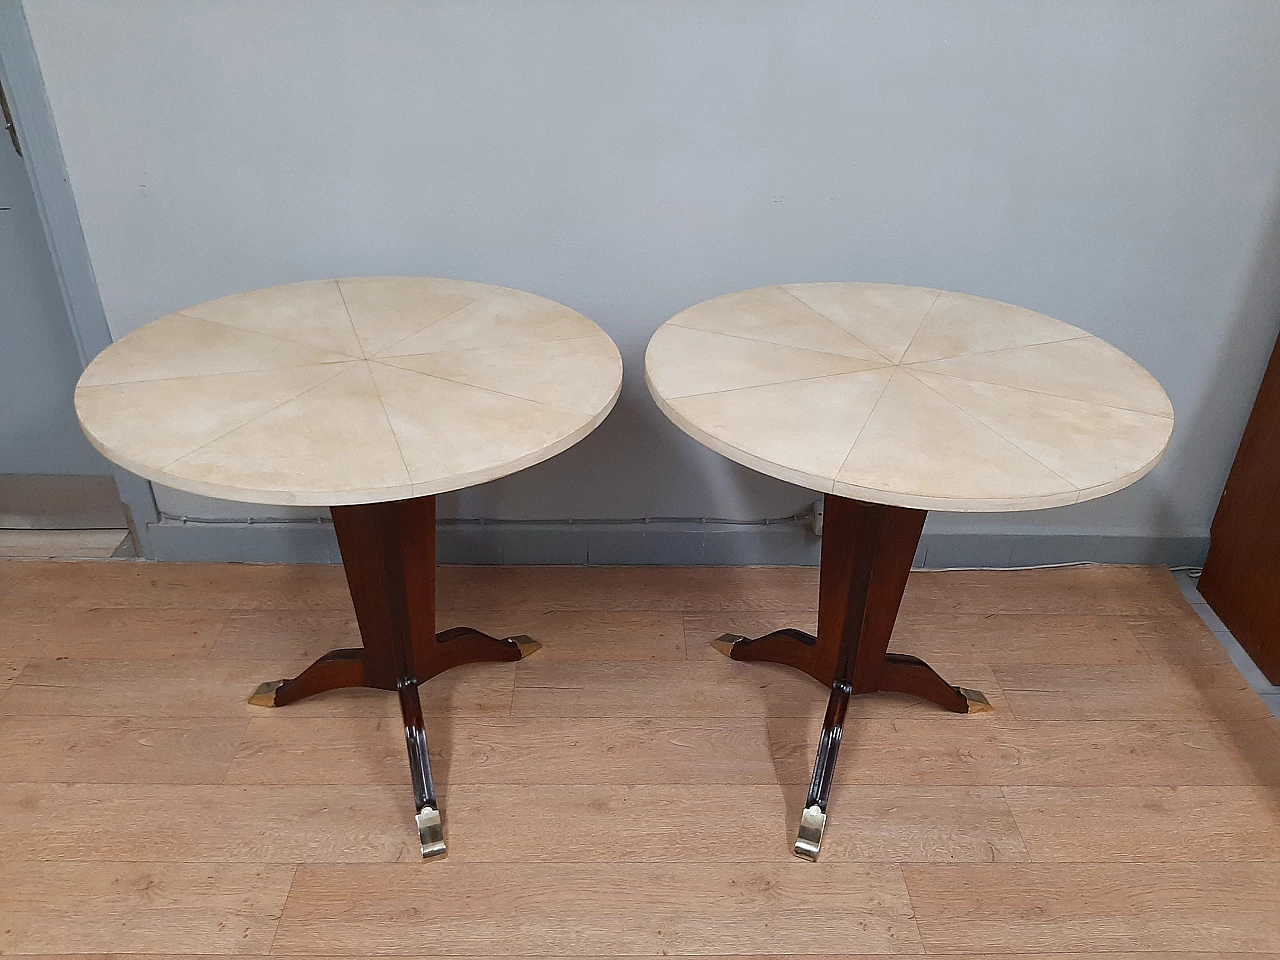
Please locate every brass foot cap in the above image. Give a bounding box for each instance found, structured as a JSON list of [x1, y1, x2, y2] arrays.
[[416, 806, 447, 860], [510, 635, 542, 658], [959, 687, 994, 714], [710, 634, 744, 658], [794, 803, 826, 862], [248, 680, 284, 707]]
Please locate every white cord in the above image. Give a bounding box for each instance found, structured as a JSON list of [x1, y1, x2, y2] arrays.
[[921, 561, 1202, 573]]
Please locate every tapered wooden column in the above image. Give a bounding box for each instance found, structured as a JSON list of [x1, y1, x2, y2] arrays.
[[249, 494, 539, 859], [714, 494, 989, 860]]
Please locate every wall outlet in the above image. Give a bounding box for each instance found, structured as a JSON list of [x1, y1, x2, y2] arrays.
[[808, 499, 824, 536]]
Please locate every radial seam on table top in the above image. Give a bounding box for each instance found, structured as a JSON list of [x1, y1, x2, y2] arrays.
[[655, 321, 1161, 421], [902, 366, 1078, 490], [774, 284, 900, 365], [151, 361, 357, 470], [332, 278, 375, 359], [172, 310, 362, 361], [343, 283, 489, 360], [833, 367, 897, 481], [367, 357, 601, 416]]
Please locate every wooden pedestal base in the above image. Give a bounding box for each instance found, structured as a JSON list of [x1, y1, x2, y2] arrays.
[[713, 495, 990, 861], [248, 495, 538, 859]]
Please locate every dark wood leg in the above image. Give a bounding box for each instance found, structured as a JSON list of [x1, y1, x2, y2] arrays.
[[247, 494, 539, 859], [713, 494, 991, 860]]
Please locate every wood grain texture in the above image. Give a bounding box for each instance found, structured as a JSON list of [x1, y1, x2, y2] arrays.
[[1127, 614, 1239, 665], [1, 559, 1277, 957], [765, 718, 1280, 785], [0, 606, 227, 659], [441, 783, 1028, 863], [0, 715, 246, 783], [226, 716, 779, 786], [0, 860, 294, 953], [0, 657, 514, 719], [210, 610, 686, 663], [898, 565, 1189, 617], [892, 613, 1152, 665], [440, 609, 687, 660], [0, 783, 417, 863], [438, 564, 821, 611], [0, 559, 352, 610], [1003, 785, 1280, 862], [511, 659, 1008, 718], [0, 657, 24, 696], [685, 612, 1150, 665], [208, 609, 362, 661], [903, 862, 1280, 952], [993, 663, 1271, 721], [271, 862, 922, 955]]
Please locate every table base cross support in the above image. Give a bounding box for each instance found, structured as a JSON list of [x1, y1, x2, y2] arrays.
[[712, 494, 992, 862], [247, 495, 540, 860]]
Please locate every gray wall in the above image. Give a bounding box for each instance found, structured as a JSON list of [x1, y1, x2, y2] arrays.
[[20, 0, 1280, 550], [0, 88, 106, 475]]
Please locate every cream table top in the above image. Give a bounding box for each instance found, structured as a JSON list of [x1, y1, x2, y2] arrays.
[[646, 283, 1173, 512], [76, 278, 622, 506]]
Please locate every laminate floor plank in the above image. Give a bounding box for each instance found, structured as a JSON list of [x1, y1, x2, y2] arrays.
[[902, 862, 1280, 952], [0, 606, 227, 659], [0, 860, 294, 954], [511, 659, 1009, 718], [0, 783, 417, 863], [438, 565, 821, 612], [0, 559, 1274, 956], [1003, 785, 1280, 862], [0, 559, 353, 610], [212, 609, 688, 663], [0, 715, 246, 783], [0, 657, 25, 697], [0, 658, 514, 719], [442, 783, 1029, 864], [765, 718, 1280, 786], [684, 612, 1150, 665], [270, 862, 922, 956], [993, 663, 1271, 722], [208, 610, 362, 661], [1128, 614, 1242, 666], [440, 610, 688, 661], [898, 565, 1189, 617], [226, 716, 779, 786]]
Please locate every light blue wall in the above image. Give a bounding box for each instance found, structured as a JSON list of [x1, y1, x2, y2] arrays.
[[20, 0, 1280, 548], [0, 83, 106, 475]]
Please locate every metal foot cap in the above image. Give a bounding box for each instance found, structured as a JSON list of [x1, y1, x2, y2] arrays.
[[416, 805, 446, 860], [794, 803, 827, 862], [710, 634, 744, 658], [959, 687, 994, 714], [248, 680, 284, 707], [511, 635, 542, 659]]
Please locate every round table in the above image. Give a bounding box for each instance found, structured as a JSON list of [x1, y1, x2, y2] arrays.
[[76, 277, 622, 858], [645, 282, 1173, 860]]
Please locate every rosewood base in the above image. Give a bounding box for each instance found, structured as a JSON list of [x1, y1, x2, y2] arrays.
[[248, 495, 538, 859], [713, 494, 991, 861]]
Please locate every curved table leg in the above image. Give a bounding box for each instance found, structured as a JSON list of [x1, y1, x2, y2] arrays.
[[712, 495, 992, 860], [246, 495, 541, 859], [711, 628, 817, 675], [249, 648, 367, 707], [879, 652, 991, 714], [430, 626, 542, 675]]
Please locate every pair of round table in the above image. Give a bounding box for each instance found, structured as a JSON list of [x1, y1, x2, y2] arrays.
[[76, 278, 1172, 861]]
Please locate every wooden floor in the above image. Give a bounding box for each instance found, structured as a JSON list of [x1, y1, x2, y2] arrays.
[[1, 560, 1279, 956]]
